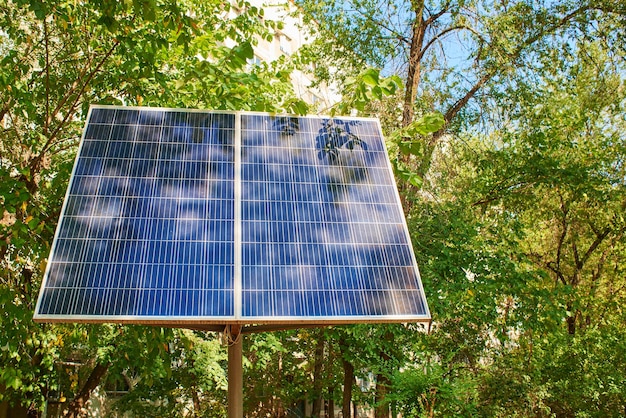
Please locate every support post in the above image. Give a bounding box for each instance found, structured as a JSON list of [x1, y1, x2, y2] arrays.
[[227, 325, 243, 418]]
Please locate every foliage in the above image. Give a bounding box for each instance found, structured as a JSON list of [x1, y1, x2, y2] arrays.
[[481, 325, 626, 417], [394, 31, 626, 418], [388, 112, 445, 187], [331, 68, 403, 116], [0, 0, 307, 414], [109, 330, 228, 417], [292, 1, 626, 416], [1, 0, 626, 416], [393, 360, 479, 417]]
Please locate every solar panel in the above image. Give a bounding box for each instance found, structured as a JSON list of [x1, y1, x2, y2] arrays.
[[33, 106, 430, 326]]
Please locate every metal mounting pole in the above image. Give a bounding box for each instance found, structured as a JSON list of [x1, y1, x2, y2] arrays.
[[227, 325, 243, 418]]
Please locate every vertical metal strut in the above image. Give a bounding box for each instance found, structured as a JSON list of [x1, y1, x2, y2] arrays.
[[226, 325, 243, 418]]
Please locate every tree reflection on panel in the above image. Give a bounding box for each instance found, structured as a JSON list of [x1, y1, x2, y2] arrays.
[[241, 114, 427, 319], [38, 108, 235, 317]]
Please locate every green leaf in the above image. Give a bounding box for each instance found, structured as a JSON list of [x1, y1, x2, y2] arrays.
[[393, 160, 423, 188], [361, 68, 380, 86], [289, 99, 309, 116], [372, 85, 383, 100], [133, 0, 157, 21], [27, 217, 40, 230], [404, 171, 423, 188], [413, 113, 445, 136], [398, 139, 422, 156], [233, 41, 254, 61]]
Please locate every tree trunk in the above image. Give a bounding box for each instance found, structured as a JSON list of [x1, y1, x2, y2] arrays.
[[327, 395, 335, 418], [311, 332, 326, 417], [62, 362, 110, 418], [402, 0, 426, 128], [374, 372, 391, 418], [566, 303, 578, 336], [190, 375, 202, 417], [342, 359, 354, 418], [374, 330, 394, 418], [339, 338, 354, 418], [398, 0, 427, 214]]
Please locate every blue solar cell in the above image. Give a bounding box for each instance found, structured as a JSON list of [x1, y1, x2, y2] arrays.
[[34, 106, 429, 325], [89, 107, 117, 123]]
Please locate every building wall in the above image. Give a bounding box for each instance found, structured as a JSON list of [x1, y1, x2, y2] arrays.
[[234, 0, 340, 111]]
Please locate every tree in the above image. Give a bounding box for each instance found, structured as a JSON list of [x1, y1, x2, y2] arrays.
[[298, 0, 626, 200], [3, 0, 626, 416], [392, 28, 626, 417], [0, 0, 307, 414], [470, 38, 626, 415], [294, 1, 626, 415], [108, 329, 228, 417]]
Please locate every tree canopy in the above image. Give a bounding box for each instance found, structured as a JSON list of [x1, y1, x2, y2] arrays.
[[1, 0, 305, 415], [1, 0, 625, 417]]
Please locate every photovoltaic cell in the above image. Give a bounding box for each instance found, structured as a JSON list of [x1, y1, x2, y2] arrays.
[[34, 106, 430, 325]]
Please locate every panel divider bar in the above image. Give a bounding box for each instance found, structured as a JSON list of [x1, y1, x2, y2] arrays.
[[233, 112, 242, 319]]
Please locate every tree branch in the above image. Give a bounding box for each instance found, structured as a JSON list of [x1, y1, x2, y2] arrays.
[[417, 25, 471, 63], [545, 261, 568, 286], [347, 1, 409, 44], [432, 4, 593, 140], [48, 55, 93, 125], [443, 70, 494, 124], [44, 17, 51, 137], [580, 226, 612, 269], [62, 362, 110, 418], [424, 0, 451, 27], [572, 240, 581, 270], [554, 192, 569, 282], [41, 38, 120, 158]]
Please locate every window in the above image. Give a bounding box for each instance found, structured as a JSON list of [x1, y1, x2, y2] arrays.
[[247, 54, 263, 69], [279, 34, 292, 55]]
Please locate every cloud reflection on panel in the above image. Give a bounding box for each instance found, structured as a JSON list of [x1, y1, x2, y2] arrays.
[[241, 115, 426, 319], [38, 109, 236, 318]]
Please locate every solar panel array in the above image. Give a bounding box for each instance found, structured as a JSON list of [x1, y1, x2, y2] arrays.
[[34, 106, 430, 326]]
